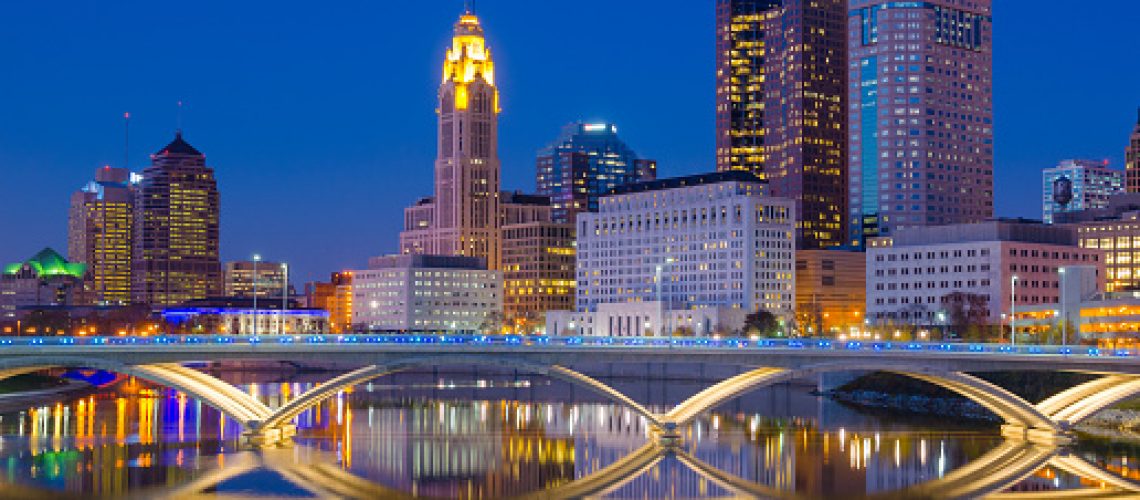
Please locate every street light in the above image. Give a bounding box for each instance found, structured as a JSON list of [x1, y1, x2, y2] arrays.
[[280, 263, 289, 335], [1059, 267, 1067, 346], [252, 254, 261, 337], [1010, 275, 1020, 346]]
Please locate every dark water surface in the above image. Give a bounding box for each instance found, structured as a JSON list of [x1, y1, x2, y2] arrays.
[[0, 365, 1136, 499]]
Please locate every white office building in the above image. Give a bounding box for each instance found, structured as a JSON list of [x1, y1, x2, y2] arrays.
[[351, 255, 502, 333], [867, 220, 1104, 327], [553, 172, 795, 336]]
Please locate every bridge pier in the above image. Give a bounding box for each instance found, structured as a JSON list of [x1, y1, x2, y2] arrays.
[[241, 423, 297, 448], [1000, 424, 1075, 446]]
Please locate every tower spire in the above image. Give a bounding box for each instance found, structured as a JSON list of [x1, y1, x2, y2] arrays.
[[464, 0, 474, 14], [176, 100, 184, 135]]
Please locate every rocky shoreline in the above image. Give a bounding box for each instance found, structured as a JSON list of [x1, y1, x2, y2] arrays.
[[829, 390, 1140, 431]]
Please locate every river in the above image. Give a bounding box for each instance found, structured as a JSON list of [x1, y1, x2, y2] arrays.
[[0, 364, 1136, 499]]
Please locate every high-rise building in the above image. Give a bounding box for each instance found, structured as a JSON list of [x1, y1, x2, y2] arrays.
[[501, 220, 576, 332], [535, 122, 656, 224], [224, 260, 288, 298], [68, 166, 138, 305], [1127, 108, 1140, 193], [848, 0, 994, 247], [132, 132, 222, 306], [715, 0, 848, 249], [1041, 159, 1123, 224], [400, 10, 503, 269]]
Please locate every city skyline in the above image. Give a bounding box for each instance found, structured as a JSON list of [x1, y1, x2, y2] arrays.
[[0, 1, 1138, 283]]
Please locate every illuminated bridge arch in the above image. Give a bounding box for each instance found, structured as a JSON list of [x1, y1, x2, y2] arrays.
[[258, 355, 662, 432], [0, 356, 272, 426], [662, 363, 1062, 433]]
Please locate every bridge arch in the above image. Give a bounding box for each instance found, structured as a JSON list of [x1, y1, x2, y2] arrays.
[[1047, 376, 1140, 427], [0, 357, 271, 426], [663, 363, 1061, 432], [259, 355, 662, 431]]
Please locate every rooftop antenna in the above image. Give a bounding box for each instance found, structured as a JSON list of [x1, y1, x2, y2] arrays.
[[464, 0, 474, 14], [176, 100, 184, 134], [123, 112, 130, 169]]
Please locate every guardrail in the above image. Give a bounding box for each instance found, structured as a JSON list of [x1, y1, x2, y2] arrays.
[[0, 334, 1134, 358]]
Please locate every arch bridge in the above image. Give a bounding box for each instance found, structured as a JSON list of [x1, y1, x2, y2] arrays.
[[3, 334, 1140, 446]]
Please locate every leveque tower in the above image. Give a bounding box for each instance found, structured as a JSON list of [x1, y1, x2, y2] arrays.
[[400, 10, 504, 270]]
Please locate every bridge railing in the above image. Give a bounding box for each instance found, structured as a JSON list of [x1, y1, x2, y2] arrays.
[[0, 334, 1135, 358]]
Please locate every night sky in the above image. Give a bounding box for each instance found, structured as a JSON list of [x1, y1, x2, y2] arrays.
[[1, 1, 1137, 284]]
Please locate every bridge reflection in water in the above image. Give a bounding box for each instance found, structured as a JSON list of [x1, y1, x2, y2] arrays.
[[2, 375, 1140, 498]]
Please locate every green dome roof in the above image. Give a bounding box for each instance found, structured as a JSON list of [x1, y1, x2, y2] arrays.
[[3, 248, 86, 278]]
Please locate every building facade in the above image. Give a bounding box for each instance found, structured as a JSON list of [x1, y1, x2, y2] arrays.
[[352, 255, 501, 333], [132, 132, 222, 307], [501, 221, 575, 332], [400, 11, 503, 270], [715, 0, 848, 250], [305, 272, 354, 334], [2, 248, 89, 321], [575, 171, 796, 319], [547, 302, 747, 338], [795, 249, 866, 336], [162, 298, 327, 335], [1128, 108, 1140, 193], [1042, 159, 1123, 224], [1075, 212, 1140, 292], [867, 221, 1103, 328], [224, 260, 288, 298], [848, 0, 994, 246], [535, 122, 656, 224], [68, 166, 138, 305]]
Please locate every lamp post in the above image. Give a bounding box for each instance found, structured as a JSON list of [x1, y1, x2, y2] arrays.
[[252, 254, 261, 337], [1059, 267, 1067, 346], [280, 263, 289, 335], [1010, 275, 1019, 346]]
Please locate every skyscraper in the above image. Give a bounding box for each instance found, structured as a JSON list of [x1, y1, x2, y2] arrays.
[[68, 166, 137, 305], [715, 0, 848, 249], [400, 9, 503, 269], [848, 0, 994, 247], [536, 122, 656, 224], [1128, 108, 1140, 193], [132, 132, 222, 306], [1041, 159, 1123, 224]]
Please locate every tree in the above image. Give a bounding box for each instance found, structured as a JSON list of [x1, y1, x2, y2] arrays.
[[744, 310, 780, 338], [942, 292, 990, 340]]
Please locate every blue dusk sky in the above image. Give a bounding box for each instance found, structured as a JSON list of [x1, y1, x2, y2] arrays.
[[0, 1, 1137, 284]]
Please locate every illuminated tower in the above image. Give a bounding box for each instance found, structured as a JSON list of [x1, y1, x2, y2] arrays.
[[401, 9, 502, 269], [715, 0, 848, 249], [69, 166, 138, 305], [132, 132, 222, 306], [1127, 108, 1140, 193]]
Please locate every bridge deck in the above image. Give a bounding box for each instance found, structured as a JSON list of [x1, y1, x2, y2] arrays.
[[0, 335, 1137, 374]]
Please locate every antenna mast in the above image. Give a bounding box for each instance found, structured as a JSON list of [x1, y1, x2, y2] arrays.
[[177, 100, 184, 133], [123, 112, 130, 168]]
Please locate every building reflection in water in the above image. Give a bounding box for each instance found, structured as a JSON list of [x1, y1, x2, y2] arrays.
[[0, 370, 1135, 498]]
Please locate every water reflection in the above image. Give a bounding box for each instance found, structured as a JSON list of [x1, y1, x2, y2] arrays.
[[0, 369, 1137, 498]]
